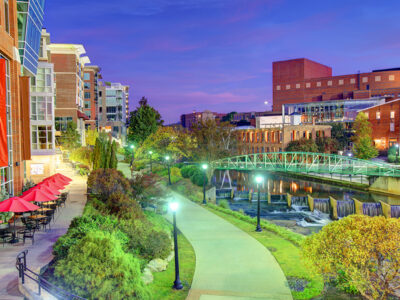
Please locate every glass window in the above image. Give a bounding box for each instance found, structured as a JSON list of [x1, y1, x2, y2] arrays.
[[391, 111, 395, 119], [84, 82, 91, 89], [31, 125, 53, 150], [4, 0, 10, 33], [84, 73, 90, 80], [55, 117, 73, 132], [84, 92, 91, 99], [376, 111, 381, 120], [31, 96, 52, 121]]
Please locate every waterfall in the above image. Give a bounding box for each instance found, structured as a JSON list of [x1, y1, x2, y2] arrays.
[[251, 192, 268, 201], [362, 202, 382, 217], [314, 198, 330, 214], [291, 196, 308, 207], [391, 205, 400, 218], [337, 200, 355, 218], [270, 194, 286, 204], [216, 189, 232, 199], [234, 190, 250, 200]]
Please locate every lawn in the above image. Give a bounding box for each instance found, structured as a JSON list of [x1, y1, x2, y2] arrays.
[[148, 231, 196, 300], [207, 207, 324, 300]]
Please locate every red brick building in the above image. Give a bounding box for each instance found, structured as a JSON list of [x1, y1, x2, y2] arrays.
[[180, 110, 226, 128], [83, 65, 101, 130], [273, 58, 400, 111], [359, 99, 400, 150]]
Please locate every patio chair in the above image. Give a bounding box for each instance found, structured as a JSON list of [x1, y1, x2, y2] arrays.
[[0, 225, 11, 247], [22, 228, 35, 245], [40, 216, 52, 231]]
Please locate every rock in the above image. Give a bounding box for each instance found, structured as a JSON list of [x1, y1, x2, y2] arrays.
[[166, 251, 174, 262], [147, 258, 168, 272], [141, 267, 153, 285]]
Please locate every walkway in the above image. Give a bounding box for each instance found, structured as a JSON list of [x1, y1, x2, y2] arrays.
[[0, 163, 87, 299], [167, 190, 293, 300]]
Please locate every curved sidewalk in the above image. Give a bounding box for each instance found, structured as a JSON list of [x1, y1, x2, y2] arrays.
[[167, 191, 292, 300]]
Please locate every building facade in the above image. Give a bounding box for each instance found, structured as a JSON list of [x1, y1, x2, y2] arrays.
[[180, 110, 226, 128], [83, 65, 101, 130], [49, 44, 90, 146], [273, 58, 400, 111], [236, 124, 332, 155], [98, 82, 128, 145], [359, 99, 400, 150]]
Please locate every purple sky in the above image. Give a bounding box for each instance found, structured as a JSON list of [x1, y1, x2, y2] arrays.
[[44, 0, 400, 124]]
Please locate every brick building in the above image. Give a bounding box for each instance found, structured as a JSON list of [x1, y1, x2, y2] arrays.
[[359, 99, 400, 150], [273, 58, 400, 111], [180, 110, 226, 128], [83, 65, 101, 130], [49, 44, 90, 146], [236, 124, 331, 155]]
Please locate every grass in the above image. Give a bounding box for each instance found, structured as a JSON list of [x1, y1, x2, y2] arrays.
[[148, 229, 196, 300]]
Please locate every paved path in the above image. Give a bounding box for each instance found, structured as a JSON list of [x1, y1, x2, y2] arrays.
[[167, 190, 293, 300], [0, 163, 87, 299]]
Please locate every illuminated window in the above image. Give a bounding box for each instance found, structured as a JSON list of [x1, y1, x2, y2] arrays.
[[376, 111, 381, 120], [276, 85, 281, 91], [362, 77, 368, 83], [389, 75, 395, 81], [306, 83, 310, 88], [296, 83, 300, 89], [339, 79, 344, 85], [391, 111, 395, 119], [350, 78, 356, 84], [365, 112, 369, 119], [286, 84, 290, 90], [390, 123, 395, 132], [327, 80, 332, 86], [316, 82, 321, 87], [375, 76, 381, 82]]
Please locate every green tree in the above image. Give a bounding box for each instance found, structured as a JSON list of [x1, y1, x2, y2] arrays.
[[222, 111, 237, 122], [109, 140, 118, 169], [302, 215, 400, 300], [85, 129, 99, 146], [127, 97, 163, 146], [352, 113, 378, 159], [92, 138, 104, 170], [316, 137, 340, 153], [329, 123, 352, 150], [285, 138, 318, 152], [59, 121, 81, 150]]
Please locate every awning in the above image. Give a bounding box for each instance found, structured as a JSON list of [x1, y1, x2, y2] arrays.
[[77, 110, 89, 120]]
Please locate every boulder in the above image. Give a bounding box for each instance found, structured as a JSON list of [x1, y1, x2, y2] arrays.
[[147, 258, 168, 273], [141, 267, 153, 285]]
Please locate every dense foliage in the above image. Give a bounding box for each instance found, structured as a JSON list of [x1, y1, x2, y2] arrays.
[[58, 121, 81, 150], [285, 138, 318, 152], [92, 137, 118, 170], [128, 97, 163, 146], [329, 122, 352, 150], [315, 137, 340, 153], [181, 165, 207, 186], [69, 147, 92, 167], [85, 129, 99, 146], [302, 215, 400, 300], [352, 112, 378, 159]]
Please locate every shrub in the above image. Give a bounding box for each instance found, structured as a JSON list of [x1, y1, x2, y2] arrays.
[[170, 166, 181, 178], [388, 154, 396, 163], [104, 192, 144, 220], [69, 147, 92, 166], [120, 220, 171, 260], [54, 231, 151, 300], [190, 171, 207, 187], [218, 200, 230, 209], [181, 165, 198, 178], [88, 169, 131, 201], [133, 160, 147, 171], [387, 145, 398, 157], [302, 215, 400, 299]]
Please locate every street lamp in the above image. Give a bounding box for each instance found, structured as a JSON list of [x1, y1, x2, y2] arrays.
[[255, 175, 264, 232], [202, 164, 208, 205], [165, 156, 171, 185], [129, 145, 135, 168], [148, 151, 153, 173], [396, 144, 399, 157], [169, 202, 183, 290]]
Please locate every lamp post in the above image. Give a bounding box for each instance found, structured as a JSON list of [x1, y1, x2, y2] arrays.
[[255, 175, 263, 232], [129, 145, 135, 167], [396, 144, 399, 157], [202, 164, 208, 205], [170, 202, 183, 290], [165, 156, 171, 185], [148, 151, 153, 173]]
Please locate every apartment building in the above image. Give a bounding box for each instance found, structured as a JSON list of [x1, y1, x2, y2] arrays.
[[83, 65, 101, 130]]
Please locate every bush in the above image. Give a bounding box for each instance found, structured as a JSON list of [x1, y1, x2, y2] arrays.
[[387, 145, 398, 157], [181, 165, 198, 178], [54, 231, 151, 300], [170, 167, 181, 178], [104, 192, 144, 220], [190, 170, 207, 187], [88, 169, 131, 201], [69, 147, 92, 166], [120, 220, 171, 260], [133, 160, 147, 171], [388, 154, 396, 163], [218, 200, 230, 209]]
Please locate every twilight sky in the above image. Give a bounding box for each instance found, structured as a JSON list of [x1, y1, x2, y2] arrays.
[[44, 0, 400, 124]]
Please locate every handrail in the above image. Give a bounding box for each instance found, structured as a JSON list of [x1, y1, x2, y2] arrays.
[[16, 250, 86, 300]]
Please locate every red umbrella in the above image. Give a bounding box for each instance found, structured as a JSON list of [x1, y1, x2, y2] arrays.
[[24, 184, 61, 196], [41, 178, 65, 190], [46, 175, 69, 185], [21, 189, 57, 202], [0, 197, 39, 243], [53, 173, 72, 182]]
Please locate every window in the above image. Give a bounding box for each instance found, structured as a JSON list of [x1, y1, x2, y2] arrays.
[[286, 84, 290, 90], [296, 83, 300, 89], [350, 78, 356, 84], [276, 85, 281, 91], [84, 101, 91, 109], [31, 67, 52, 93], [316, 82, 321, 87], [327, 80, 332, 86], [375, 76, 381, 82], [55, 117, 72, 132], [389, 75, 395, 81], [391, 111, 395, 119], [306, 83, 311, 88], [4, 0, 10, 33], [106, 107, 116, 113], [31, 125, 53, 150], [84, 82, 91, 89], [339, 79, 344, 85], [376, 111, 381, 120], [390, 123, 395, 132], [362, 77, 368, 83], [365, 112, 369, 119], [31, 96, 52, 121], [84, 73, 90, 80], [84, 92, 91, 99]]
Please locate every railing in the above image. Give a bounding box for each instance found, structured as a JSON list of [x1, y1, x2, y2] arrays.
[[16, 250, 86, 300]]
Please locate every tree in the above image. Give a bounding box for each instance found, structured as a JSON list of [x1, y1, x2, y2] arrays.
[[191, 119, 237, 162], [222, 111, 237, 122], [85, 129, 99, 146], [330, 122, 352, 150], [127, 97, 163, 146], [59, 121, 81, 150], [285, 138, 318, 152], [109, 140, 118, 169], [302, 215, 400, 300], [316, 137, 340, 153], [352, 113, 378, 159], [135, 126, 197, 161], [92, 138, 103, 170]]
